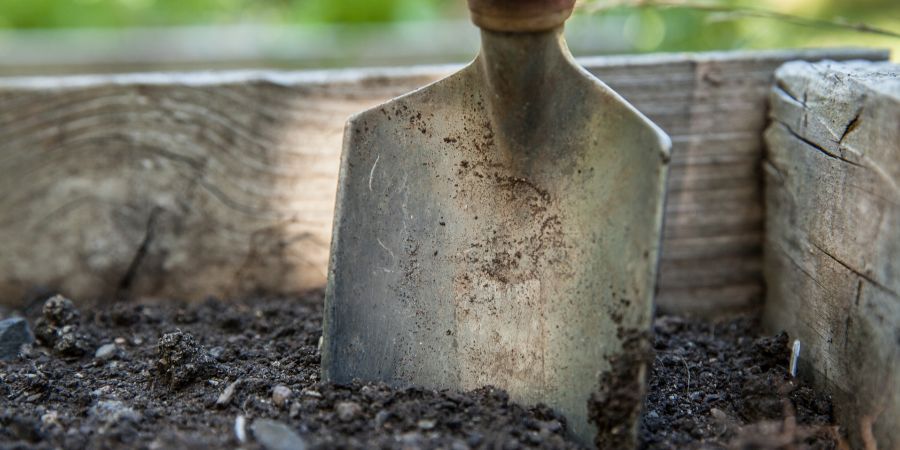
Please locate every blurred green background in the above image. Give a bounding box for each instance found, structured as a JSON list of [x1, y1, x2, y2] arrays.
[[0, 0, 896, 73]]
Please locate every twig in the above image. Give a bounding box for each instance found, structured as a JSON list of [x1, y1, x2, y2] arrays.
[[576, 0, 900, 39]]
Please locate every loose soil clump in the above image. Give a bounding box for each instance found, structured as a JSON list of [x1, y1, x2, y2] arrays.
[[1, 291, 840, 449]]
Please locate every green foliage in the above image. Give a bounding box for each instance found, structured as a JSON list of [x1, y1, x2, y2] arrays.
[[578, 0, 899, 55], [0, 0, 458, 29], [0, 0, 896, 56]]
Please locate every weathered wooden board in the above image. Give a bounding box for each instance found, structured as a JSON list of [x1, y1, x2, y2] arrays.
[[763, 60, 899, 449], [0, 48, 887, 312]]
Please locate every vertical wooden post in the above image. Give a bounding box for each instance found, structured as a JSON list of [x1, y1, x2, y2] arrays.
[[763, 60, 899, 449]]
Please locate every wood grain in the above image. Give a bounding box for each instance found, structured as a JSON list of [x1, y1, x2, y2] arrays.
[[0, 49, 888, 313], [762, 60, 899, 449]]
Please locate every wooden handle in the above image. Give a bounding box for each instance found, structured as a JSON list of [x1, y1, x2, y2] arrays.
[[467, 0, 575, 32]]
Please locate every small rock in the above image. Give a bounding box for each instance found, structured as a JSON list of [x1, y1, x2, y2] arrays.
[[114, 337, 126, 345], [41, 411, 59, 426], [301, 389, 321, 398], [234, 415, 247, 444], [399, 432, 424, 446], [251, 418, 307, 450], [91, 385, 113, 398], [89, 400, 141, 424], [710, 407, 728, 421], [208, 346, 226, 361], [217, 379, 241, 407], [95, 343, 118, 360], [417, 419, 436, 430], [272, 385, 292, 408], [335, 401, 361, 421], [374, 410, 392, 428], [155, 330, 219, 389], [0, 318, 34, 360]]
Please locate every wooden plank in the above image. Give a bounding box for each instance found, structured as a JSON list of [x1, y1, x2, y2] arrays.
[[0, 49, 888, 314], [762, 60, 899, 449]]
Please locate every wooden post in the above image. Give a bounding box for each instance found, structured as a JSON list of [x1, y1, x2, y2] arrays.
[[763, 60, 899, 449]]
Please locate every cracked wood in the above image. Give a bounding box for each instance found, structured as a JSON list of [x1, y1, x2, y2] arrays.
[[762, 60, 899, 450]]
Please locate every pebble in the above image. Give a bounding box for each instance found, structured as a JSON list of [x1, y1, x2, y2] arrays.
[[398, 432, 424, 446], [89, 400, 141, 424], [251, 418, 307, 450], [0, 317, 34, 360], [272, 385, 292, 408], [301, 389, 321, 398], [41, 410, 59, 426], [374, 410, 391, 428], [417, 419, 436, 430], [216, 379, 241, 407], [95, 343, 118, 360], [335, 401, 361, 421], [710, 407, 728, 421], [208, 346, 226, 361], [234, 415, 247, 444], [289, 401, 301, 418]]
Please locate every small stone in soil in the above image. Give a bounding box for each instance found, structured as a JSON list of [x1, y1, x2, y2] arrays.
[[235, 415, 247, 444], [335, 401, 362, 422], [155, 330, 219, 389], [94, 343, 118, 360], [0, 317, 34, 360], [272, 385, 292, 408], [251, 418, 307, 450], [89, 400, 141, 425], [216, 379, 241, 407]]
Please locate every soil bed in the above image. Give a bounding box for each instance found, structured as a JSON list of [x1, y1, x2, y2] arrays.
[[1, 291, 839, 449]]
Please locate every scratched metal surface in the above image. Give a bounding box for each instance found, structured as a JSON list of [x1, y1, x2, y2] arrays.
[[323, 28, 670, 445]]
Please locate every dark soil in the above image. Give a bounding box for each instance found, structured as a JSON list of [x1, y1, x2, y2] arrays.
[[0, 291, 842, 449], [639, 316, 842, 450]]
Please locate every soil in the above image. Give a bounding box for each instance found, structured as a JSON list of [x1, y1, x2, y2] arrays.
[[0, 291, 842, 449]]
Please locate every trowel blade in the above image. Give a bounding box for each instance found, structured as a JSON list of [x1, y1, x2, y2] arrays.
[[323, 31, 669, 447]]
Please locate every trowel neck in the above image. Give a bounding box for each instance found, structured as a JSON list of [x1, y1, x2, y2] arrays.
[[476, 27, 571, 106]]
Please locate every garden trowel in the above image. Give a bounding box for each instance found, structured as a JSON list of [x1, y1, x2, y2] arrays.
[[322, 0, 670, 446]]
